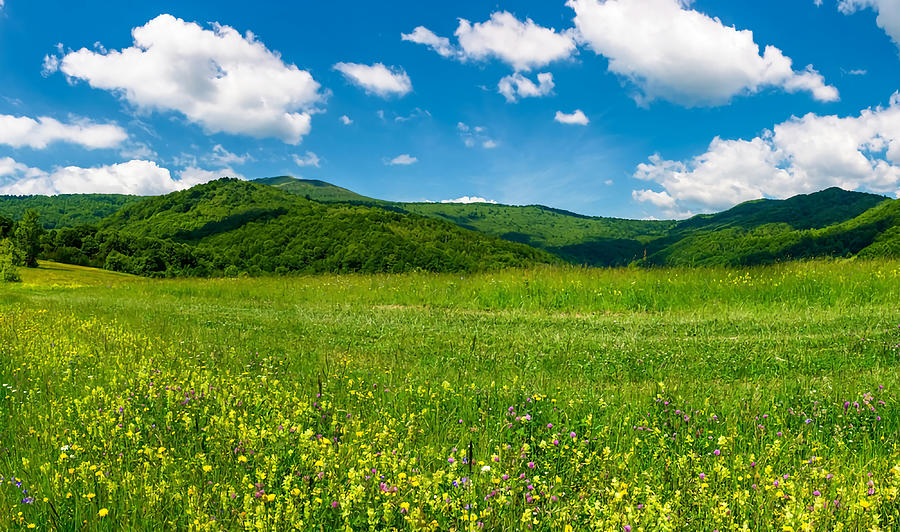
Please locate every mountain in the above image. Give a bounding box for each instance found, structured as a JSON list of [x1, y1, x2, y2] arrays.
[[252, 176, 675, 266], [51, 178, 557, 276], [261, 176, 893, 267], [6, 175, 898, 274], [0, 194, 141, 228], [253, 176, 387, 204], [672, 188, 886, 232], [640, 189, 895, 266]]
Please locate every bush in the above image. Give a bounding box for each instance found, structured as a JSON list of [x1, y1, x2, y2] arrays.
[[0, 253, 20, 283]]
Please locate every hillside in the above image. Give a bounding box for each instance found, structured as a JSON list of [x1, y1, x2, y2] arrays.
[[263, 176, 894, 267], [0, 193, 140, 228], [255, 176, 675, 266], [641, 191, 898, 266], [6, 175, 899, 272], [253, 176, 388, 204], [44, 178, 556, 276], [673, 188, 886, 232]]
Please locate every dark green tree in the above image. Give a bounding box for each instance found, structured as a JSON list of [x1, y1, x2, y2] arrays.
[[15, 209, 44, 267]]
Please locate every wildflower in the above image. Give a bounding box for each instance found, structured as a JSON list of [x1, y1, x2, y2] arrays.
[[98, 508, 109, 517]]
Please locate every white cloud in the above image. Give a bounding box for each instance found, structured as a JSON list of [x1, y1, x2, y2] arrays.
[[334, 62, 412, 98], [210, 144, 250, 166], [632, 188, 676, 209], [498, 72, 555, 102], [633, 93, 900, 216], [568, 0, 839, 106], [401, 26, 456, 58], [0, 114, 127, 149], [339, 115, 353, 125], [394, 108, 432, 122], [387, 154, 417, 166], [50, 14, 322, 144], [555, 109, 590, 125], [457, 122, 498, 149], [404, 11, 576, 71], [441, 196, 498, 204], [293, 151, 320, 167], [0, 159, 224, 196], [839, 0, 900, 51]]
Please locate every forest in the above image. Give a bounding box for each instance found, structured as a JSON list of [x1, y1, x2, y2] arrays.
[[1, 176, 899, 279]]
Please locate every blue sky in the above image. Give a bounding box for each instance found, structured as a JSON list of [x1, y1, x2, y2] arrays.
[[1, 0, 899, 218]]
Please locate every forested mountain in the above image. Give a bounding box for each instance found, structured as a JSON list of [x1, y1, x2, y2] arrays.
[[253, 176, 387, 204], [2, 175, 898, 275], [264, 176, 895, 267], [0, 194, 140, 228], [32, 178, 556, 276], [638, 190, 896, 266]]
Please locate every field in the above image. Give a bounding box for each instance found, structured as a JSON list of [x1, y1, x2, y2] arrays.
[[2, 260, 900, 530]]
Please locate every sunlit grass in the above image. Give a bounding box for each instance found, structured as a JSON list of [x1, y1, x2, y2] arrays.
[[1, 259, 899, 529]]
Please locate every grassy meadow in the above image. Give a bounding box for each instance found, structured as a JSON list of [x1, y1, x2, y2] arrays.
[[1, 260, 900, 530]]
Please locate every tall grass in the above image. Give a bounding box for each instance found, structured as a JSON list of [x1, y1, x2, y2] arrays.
[[1, 259, 899, 529]]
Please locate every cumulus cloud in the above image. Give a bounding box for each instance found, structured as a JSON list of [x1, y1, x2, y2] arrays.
[[0, 158, 224, 196], [334, 62, 412, 98], [568, 0, 839, 106], [401, 26, 457, 58], [0, 114, 127, 149], [498, 72, 555, 102], [404, 11, 576, 71], [839, 0, 900, 50], [387, 154, 417, 166], [633, 93, 900, 217], [339, 115, 353, 125], [293, 151, 320, 167], [209, 144, 250, 166], [554, 109, 590, 125], [48, 14, 322, 144], [441, 196, 498, 204]]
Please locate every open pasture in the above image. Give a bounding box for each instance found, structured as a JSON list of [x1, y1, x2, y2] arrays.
[[1, 260, 900, 530]]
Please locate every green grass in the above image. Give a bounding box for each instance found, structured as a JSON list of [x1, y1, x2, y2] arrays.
[[1, 260, 900, 529]]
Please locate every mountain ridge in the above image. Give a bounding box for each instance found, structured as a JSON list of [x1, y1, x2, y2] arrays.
[[1, 176, 897, 273]]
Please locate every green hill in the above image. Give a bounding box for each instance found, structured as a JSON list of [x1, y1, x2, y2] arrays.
[[641, 191, 897, 266], [255, 176, 674, 266], [397, 202, 674, 266], [673, 188, 886, 232], [6, 175, 899, 273], [253, 176, 388, 205], [43, 178, 556, 276], [261, 176, 894, 267], [0, 194, 141, 228]]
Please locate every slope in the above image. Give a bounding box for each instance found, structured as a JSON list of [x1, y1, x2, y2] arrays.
[[255, 176, 674, 266], [91, 178, 557, 275], [0, 194, 141, 228]]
